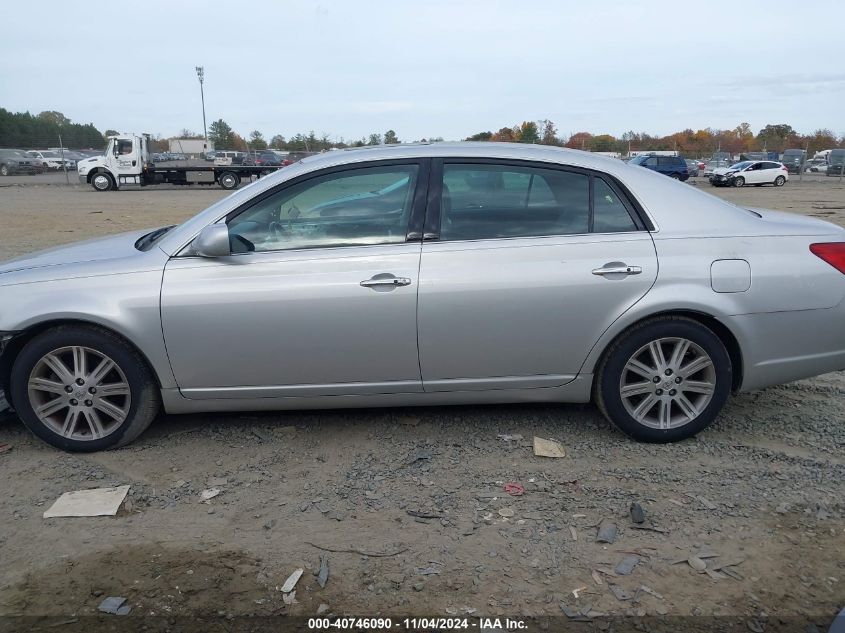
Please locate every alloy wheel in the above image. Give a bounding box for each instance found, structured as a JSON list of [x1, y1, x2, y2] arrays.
[[619, 337, 716, 430], [27, 346, 131, 441]]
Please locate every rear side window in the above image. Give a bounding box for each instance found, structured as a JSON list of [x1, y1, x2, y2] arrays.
[[441, 164, 589, 240], [439, 163, 640, 240], [593, 178, 637, 233]]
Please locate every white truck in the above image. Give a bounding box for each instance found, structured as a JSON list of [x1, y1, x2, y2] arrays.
[[77, 133, 281, 191]]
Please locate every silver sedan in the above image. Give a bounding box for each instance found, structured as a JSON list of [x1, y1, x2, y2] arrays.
[[1, 143, 844, 451]]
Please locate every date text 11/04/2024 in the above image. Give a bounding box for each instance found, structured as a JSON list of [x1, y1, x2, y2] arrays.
[[307, 617, 528, 630]]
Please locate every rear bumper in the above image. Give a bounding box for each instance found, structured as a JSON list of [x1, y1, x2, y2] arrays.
[[727, 301, 845, 392]]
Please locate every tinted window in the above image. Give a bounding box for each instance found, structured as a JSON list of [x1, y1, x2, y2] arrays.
[[593, 178, 637, 233], [644, 157, 658, 167], [763, 162, 779, 169], [227, 165, 418, 252], [440, 164, 590, 240]]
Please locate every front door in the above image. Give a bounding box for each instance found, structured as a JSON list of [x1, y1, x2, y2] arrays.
[[109, 137, 141, 184], [417, 161, 658, 391], [161, 161, 427, 398]]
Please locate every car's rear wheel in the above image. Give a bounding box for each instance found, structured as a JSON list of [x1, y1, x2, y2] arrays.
[[774, 175, 786, 187], [595, 316, 732, 442], [733, 176, 745, 187], [10, 326, 160, 451], [670, 173, 680, 179], [91, 172, 114, 192], [0, 164, 10, 176]]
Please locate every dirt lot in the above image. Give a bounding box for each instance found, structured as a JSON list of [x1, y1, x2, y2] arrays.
[[0, 178, 843, 630]]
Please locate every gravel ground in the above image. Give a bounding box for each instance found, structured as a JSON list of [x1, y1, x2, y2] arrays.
[[0, 178, 843, 630]]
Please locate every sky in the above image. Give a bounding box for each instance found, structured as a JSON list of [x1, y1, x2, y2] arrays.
[[2, 0, 845, 142]]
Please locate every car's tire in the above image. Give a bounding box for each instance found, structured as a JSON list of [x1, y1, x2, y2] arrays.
[[670, 173, 680, 179], [594, 316, 732, 443], [733, 176, 745, 187], [91, 172, 115, 192], [9, 325, 160, 452], [0, 164, 9, 176], [218, 171, 240, 190], [774, 175, 786, 187]]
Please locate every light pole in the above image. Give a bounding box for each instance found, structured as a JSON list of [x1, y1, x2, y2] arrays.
[[195, 66, 208, 152]]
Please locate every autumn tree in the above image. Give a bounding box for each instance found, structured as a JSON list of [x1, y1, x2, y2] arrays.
[[539, 120, 559, 145], [491, 127, 517, 142], [565, 132, 593, 150], [517, 121, 540, 143]]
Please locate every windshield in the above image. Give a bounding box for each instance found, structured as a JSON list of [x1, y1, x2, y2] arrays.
[[830, 151, 845, 166], [629, 156, 647, 165], [40, 151, 60, 158], [729, 161, 753, 171]]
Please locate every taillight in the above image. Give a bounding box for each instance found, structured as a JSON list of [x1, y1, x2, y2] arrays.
[[810, 243, 845, 274]]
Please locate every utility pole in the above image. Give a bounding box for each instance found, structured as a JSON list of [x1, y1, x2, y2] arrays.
[[195, 66, 208, 152]]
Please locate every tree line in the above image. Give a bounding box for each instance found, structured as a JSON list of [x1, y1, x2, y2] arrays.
[[467, 121, 845, 156], [3, 107, 844, 158], [0, 109, 106, 149]]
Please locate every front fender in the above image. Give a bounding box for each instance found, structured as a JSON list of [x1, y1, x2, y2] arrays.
[[0, 270, 176, 389]]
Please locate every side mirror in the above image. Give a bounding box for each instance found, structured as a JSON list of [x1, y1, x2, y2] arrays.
[[193, 224, 231, 257]]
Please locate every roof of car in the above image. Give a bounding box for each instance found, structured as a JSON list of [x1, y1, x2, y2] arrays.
[[298, 142, 625, 173]]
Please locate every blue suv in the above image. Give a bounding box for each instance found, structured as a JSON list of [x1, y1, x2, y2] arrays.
[[629, 154, 689, 181]]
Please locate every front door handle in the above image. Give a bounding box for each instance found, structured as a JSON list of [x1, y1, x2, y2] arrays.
[[592, 263, 642, 277], [360, 274, 412, 288]]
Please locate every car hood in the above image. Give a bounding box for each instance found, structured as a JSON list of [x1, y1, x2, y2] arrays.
[[712, 168, 738, 176], [0, 229, 155, 276]]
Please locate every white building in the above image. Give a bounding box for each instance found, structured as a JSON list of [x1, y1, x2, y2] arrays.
[[168, 139, 212, 155]]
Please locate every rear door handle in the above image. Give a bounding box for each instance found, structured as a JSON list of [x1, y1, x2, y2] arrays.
[[360, 275, 411, 288], [592, 264, 642, 276]]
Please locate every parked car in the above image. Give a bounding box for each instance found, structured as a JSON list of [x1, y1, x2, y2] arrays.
[[781, 149, 807, 174], [685, 159, 700, 177], [27, 150, 76, 171], [213, 151, 244, 166], [0, 149, 44, 176], [805, 158, 828, 173], [1, 144, 845, 451], [709, 161, 789, 187], [252, 151, 282, 166], [826, 149, 845, 176], [703, 159, 731, 177], [629, 154, 689, 181]]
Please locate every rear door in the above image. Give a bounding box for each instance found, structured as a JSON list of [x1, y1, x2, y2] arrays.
[[416, 160, 658, 392]]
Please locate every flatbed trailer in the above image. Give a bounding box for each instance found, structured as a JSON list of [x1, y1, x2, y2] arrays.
[[76, 133, 283, 191], [138, 163, 280, 190]]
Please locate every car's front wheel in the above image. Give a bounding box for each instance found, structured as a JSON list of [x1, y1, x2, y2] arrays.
[[10, 326, 160, 451], [733, 176, 745, 187], [595, 316, 732, 442]]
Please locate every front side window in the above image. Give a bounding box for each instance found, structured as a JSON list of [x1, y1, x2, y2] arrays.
[[440, 164, 591, 240], [117, 139, 133, 155], [227, 164, 418, 252]]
